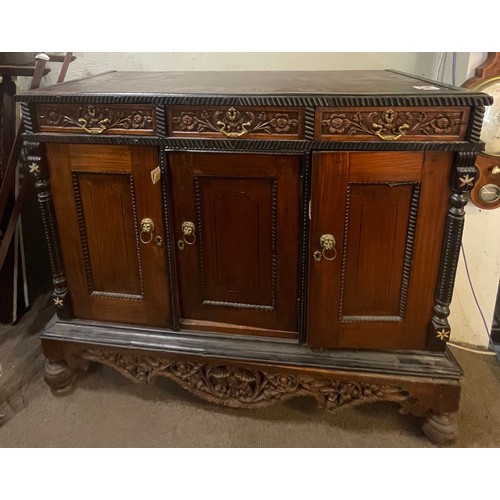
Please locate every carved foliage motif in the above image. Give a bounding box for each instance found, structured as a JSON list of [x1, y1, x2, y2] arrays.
[[170, 107, 301, 138], [78, 348, 409, 411], [320, 108, 466, 140], [38, 105, 155, 134]]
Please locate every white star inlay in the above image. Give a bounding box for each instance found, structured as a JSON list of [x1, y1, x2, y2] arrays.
[[28, 162, 40, 174], [436, 329, 450, 341], [459, 174, 475, 188]]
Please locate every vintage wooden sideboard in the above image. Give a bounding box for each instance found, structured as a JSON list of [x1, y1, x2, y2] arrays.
[[17, 69, 492, 444]]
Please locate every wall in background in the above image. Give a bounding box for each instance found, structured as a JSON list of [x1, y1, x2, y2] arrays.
[[43, 52, 443, 84], [449, 53, 500, 348], [29, 52, 499, 349]]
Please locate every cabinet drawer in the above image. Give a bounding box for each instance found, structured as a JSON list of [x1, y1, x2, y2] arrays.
[[167, 105, 304, 139], [36, 104, 157, 135], [315, 106, 469, 141]]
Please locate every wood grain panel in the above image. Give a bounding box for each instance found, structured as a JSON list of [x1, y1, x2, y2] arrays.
[[399, 151, 453, 349], [341, 184, 412, 318], [200, 176, 274, 308], [348, 152, 422, 183], [46, 144, 171, 327], [307, 151, 451, 350], [307, 152, 348, 348], [76, 172, 142, 297], [66, 144, 133, 172]]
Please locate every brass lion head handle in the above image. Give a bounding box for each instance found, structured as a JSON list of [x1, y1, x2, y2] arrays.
[[314, 234, 337, 262]]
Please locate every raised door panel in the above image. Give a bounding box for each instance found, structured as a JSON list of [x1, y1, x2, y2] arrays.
[[77, 173, 142, 297], [307, 151, 452, 350], [46, 144, 171, 326], [169, 152, 301, 338], [200, 176, 274, 308], [341, 183, 412, 319]]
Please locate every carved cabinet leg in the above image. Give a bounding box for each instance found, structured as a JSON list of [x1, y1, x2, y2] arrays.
[[43, 359, 77, 395], [421, 411, 458, 445]]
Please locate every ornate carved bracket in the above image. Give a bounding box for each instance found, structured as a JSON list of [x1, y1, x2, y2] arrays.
[[75, 347, 409, 412]]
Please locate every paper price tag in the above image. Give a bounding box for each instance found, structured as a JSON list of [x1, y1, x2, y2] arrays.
[[151, 166, 161, 184], [413, 85, 441, 91]]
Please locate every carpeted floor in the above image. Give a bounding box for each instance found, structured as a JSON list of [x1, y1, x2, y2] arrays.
[[0, 340, 499, 447]]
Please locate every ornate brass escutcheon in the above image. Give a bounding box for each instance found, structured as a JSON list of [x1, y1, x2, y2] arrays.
[[181, 221, 196, 245], [140, 217, 155, 244], [216, 107, 252, 137], [371, 108, 409, 141]]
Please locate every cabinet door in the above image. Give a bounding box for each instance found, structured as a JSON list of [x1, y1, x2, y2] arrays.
[[307, 152, 452, 350], [169, 152, 301, 338], [46, 144, 171, 326]]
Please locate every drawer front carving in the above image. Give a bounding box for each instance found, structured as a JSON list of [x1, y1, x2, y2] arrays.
[[37, 104, 157, 135], [167, 106, 304, 139], [316, 107, 469, 141]]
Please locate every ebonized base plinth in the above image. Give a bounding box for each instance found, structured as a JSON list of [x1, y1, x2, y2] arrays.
[[41, 317, 463, 445]]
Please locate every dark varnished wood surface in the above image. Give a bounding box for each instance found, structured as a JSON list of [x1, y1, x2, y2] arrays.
[[37, 103, 157, 135], [316, 106, 469, 141], [46, 144, 171, 326], [17, 69, 485, 98], [169, 152, 301, 338], [341, 183, 412, 318], [307, 151, 452, 349], [22, 67, 483, 443], [167, 105, 304, 139], [40, 320, 463, 443], [41, 316, 463, 380]]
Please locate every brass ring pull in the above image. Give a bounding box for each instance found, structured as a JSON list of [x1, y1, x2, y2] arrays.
[[319, 234, 337, 261], [372, 123, 409, 141], [140, 231, 153, 244], [140, 217, 155, 245], [181, 221, 196, 245]]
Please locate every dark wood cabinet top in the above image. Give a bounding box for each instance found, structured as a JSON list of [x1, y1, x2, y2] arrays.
[[17, 69, 492, 104]]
